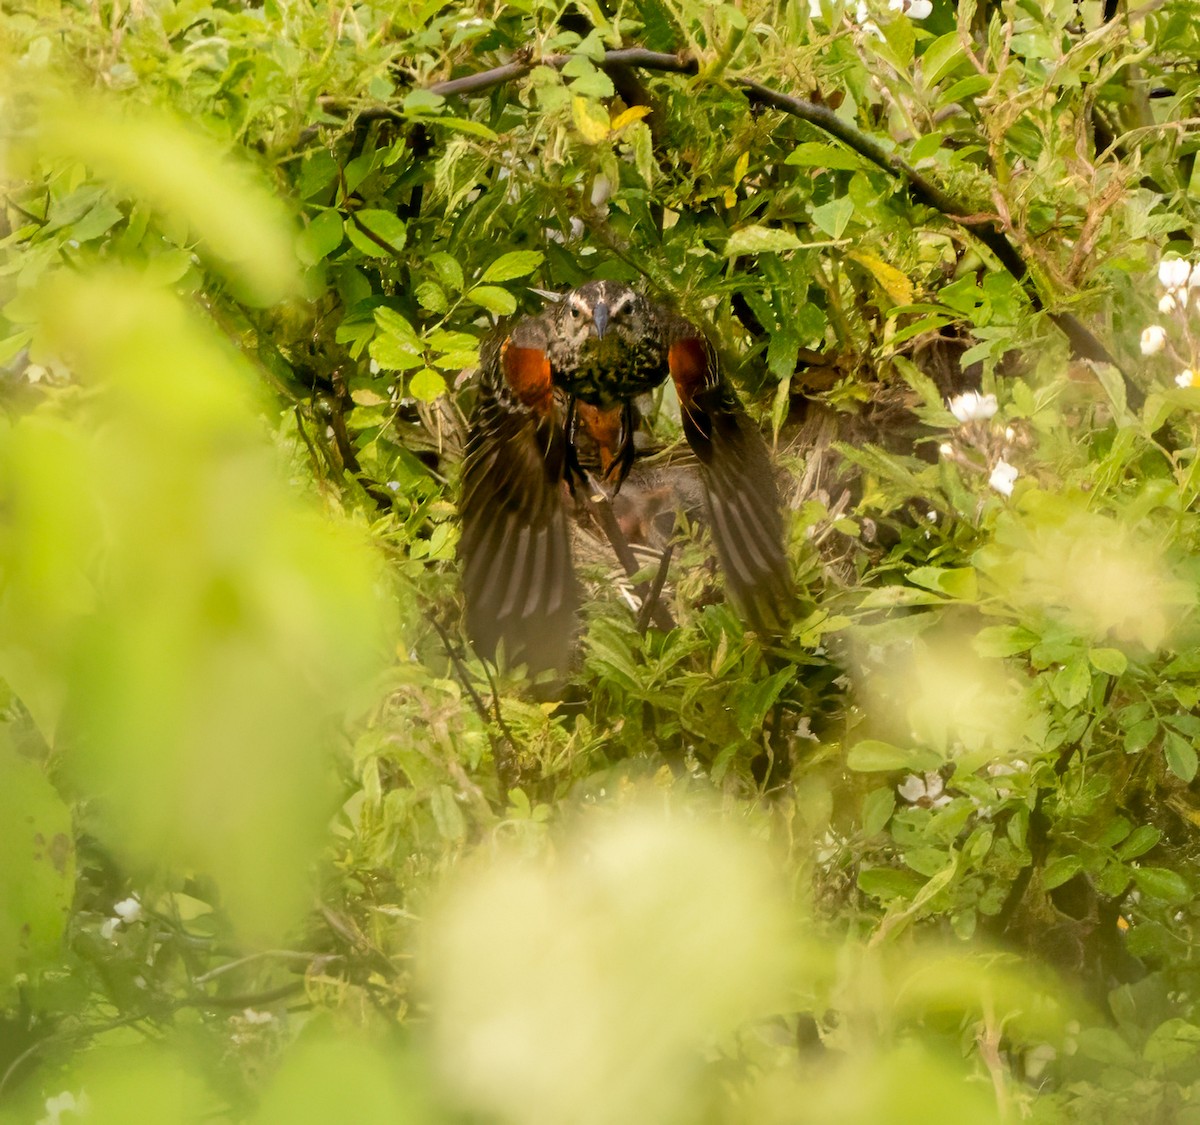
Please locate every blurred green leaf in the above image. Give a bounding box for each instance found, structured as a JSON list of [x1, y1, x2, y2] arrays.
[[37, 96, 300, 304], [0, 744, 73, 997], [847, 740, 942, 772]]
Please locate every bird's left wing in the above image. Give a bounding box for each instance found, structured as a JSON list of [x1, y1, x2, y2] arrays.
[[664, 318, 793, 632]]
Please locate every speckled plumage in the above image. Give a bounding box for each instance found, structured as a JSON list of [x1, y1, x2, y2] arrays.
[[459, 282, 792, 674]]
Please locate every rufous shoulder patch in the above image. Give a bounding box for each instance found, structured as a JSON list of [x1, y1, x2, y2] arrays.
[[667, 337, 709, 405], [500, 340, 555, 413]]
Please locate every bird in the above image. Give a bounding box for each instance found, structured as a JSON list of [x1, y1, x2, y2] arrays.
[[458, 280, 792, 673]]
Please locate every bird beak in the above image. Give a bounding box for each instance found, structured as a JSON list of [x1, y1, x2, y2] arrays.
[[592, 301, 610, 339]]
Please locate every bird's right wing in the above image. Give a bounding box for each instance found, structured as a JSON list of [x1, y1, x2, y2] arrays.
[[458, 332, 578, 674], [666, 329, 793, 633]]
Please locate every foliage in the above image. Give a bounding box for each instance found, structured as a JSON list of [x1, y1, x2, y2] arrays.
[[3, 0, 1200, 1120]]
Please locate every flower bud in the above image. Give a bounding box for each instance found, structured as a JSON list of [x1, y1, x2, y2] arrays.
[[948, 390, 998, 423], [1160, 257, 1191, 291], [1141, 325, 1167, 355], [989, 459, 1018, 497]]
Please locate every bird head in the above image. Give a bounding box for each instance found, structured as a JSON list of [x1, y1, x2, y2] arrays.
[[555, 280, 649, 355]]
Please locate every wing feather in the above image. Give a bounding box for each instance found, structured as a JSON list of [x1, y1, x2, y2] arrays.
[[458, 331, 578, 673], [666, 327, 793, 632]]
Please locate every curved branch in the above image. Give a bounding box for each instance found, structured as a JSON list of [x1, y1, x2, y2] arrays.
[[326, 46, 1128, 395]]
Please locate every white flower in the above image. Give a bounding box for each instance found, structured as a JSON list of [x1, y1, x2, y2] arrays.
[[987, 758, 1028, 777], [1177, 369, 1195, 389], [242, 1008, 276, 1024], [113, 896, 142, 923], [37, 1090, 89, 1125], [938, 442, 954, 458], [989, 458, 1019, 497], [1140, 325, 1167, 355], [1159, 293, 1177, 314], [907, 0, 933, 16], [853, 1, 884, 36], [1159, 257, 1191, 291], [1004, 425, 1016, 442], [808, 0, 823, 16], [948, 390, 998, 423], [99, 918, 119, 941], [1190, 263, 1200, 289], [897, 771, 951, 808]]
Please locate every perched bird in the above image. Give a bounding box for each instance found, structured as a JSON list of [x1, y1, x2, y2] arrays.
[[458, 280, 791, 673]]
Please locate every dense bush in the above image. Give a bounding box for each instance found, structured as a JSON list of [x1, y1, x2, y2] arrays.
[[4, 0, 1200, 1119]]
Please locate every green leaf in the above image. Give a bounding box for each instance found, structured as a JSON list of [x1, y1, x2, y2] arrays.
[[861, 787, 896, 836], [846, 740, 942, 772], [347, 210, 407, 257], [0, 745, 74, 998], [481, 251, 545, 284], [1143, 1019, 1200, 1068], [1042, 855, 1082, 890], [428, 252, 465, 292], [908, 131, 944, 164], [858, 585, 945, 608], [370, 333, 424, 372], [427, 117, 500, 141], [1116, 825, 1161, 861], [414, 280, 447, 313], [906, 566, 977, 600], [972, 625, 1037, 658], [408, 367, 447, 402], [297, 210, 344, 265], [810, 196, 854, 238], [38, 96, 300, 304], [1088, 647, 1128, 677], [939, 74, 991, 105], [785, 141, 864, 171], [725, 225, 804, 255], [1050, 657, 1092, 709], [904, 846, 949, 877], [466, 286, 517, 316], [403, 89, 446, 114], [1164, 731, 1198, 783], [374, 307, 418, 343], [429, 784, 466, 840], [922, 31, 970, 85], [1134, 866, 1191, 904], [857, 867, 925, 901]]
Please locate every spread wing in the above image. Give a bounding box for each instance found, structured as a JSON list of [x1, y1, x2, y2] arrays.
[[666, 328, 793, 633], [458, 331, 577, 673]]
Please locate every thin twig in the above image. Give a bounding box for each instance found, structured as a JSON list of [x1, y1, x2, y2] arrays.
[[636, 542, 675, 635], [179, 982, 305, 1010], [193, 949, 339, 986], [429, 616, 520, 797], [321, 45, 1130, 395], [578, 479, 676, 631]]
